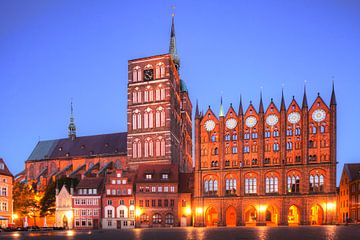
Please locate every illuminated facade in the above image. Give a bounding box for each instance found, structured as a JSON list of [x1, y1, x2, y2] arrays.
[[55, 185, 74, 229], [338, 163, 360, 223], [193, 89, 337, 226], [0, 158, 13, 227]]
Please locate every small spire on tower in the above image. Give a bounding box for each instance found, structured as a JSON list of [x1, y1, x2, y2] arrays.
[[259, 91, 264, 113], [68, 100, 76, 140], [195, 99, 200, 118], [302, 83, 308, 108], [330, 81, 336, 105], [280, 88, 286, 111], [169, 8, 180, 69], [238, 94, 243, 115], [219, 97, 224, 117]]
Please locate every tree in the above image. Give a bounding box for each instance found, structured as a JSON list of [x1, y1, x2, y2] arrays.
[[13, 181, 41, 225]]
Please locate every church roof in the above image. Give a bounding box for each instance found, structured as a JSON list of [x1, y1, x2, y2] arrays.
[[27, 132, 127, 161], [0, 158, 13, 177]]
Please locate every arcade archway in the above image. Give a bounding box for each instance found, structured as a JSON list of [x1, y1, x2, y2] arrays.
[[288, 205, 300, 225], [226, 206, 236, 226], [310, 204, 324, 225], [265, 206, 278, 226], [244, 206, 257, 226], [205, 207, 218, 226]]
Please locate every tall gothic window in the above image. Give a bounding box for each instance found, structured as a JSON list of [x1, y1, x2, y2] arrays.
[[132, 66, 141, 82], [144, 138, 154, 157], [309, 174, 324, 192], [225, 178, 237, 194], [155, 62, 165, 79], [245, 176, 257, 194], [132, 139, 141, 158], [132, 110, 141, 130], [287, 174, 300, 193], [144, 108, 153, 129], [265, 176, 279, 193], [155, 107, 165, 127], [155, 138, 165, 156]]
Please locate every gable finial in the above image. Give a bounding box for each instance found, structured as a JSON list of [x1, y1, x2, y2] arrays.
[[219, 96, 224, 117], [280, 87, 286, 111], [302, 80, 308, 108], [330, 78, 336, 105], [259, 89, 264, 113], [238, 94, 243, 115]]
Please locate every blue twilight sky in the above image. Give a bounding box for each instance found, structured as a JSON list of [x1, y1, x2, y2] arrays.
[[0, 1, 359, 184]]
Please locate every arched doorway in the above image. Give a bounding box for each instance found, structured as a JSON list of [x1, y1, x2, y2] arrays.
[[288, 205, 300, 225], [265, 206, 278, 226], [226, 206, 236, 226], [62, 215, 68, 229], [205, 207, 218, 226], [244, 206, 257, 226], [310, 205, 324, 225]]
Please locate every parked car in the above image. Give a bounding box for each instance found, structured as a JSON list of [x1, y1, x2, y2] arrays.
[[27, 226, 40, 231]]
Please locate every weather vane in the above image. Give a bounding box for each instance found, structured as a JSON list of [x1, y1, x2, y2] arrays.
[[172, 5, 175, 17]]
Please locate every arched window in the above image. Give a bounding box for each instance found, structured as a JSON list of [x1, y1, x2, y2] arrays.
[[273, 143, 279, 151], [155, 88, 161, 101], [287, 142, 293, 150], [204, 180, 209, 192], [320, 125, 325, 133], [152, 213, 162, 224], [132, 139, 141, 158], [132, 89, 141, 103], [132, 110, 141, 130], [214, 180, 218, 191], [155, 62, 166, 79], [287, 173, 300, 193], [155, 107, 165, 127], [160, 138, 165, 156], [245, 175, 257, 194], [295, 127, 301, 135], [309, 174, 325, 192], [209, 180, 213, 191], [144, 138, 153, 157], [144, 108, 153, 129], [161, 88, 166, 100], [140, 214, 149, 224], [213, 147, 218, 155], [132, 66, 141, 82], [165, 213, 174, 225], [265, 176, 279, 193], [225, 178, 236, 194]]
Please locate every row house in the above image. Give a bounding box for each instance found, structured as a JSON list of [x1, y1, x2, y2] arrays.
[[0, 158, 13, 228], [338, 163, 360, 223], [102, 169, 136, 229], [72, 177, 104, 229]]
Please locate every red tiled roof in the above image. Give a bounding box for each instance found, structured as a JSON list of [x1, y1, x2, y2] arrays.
[[135, 164, 179, 183], [0, 158, 13, 177]]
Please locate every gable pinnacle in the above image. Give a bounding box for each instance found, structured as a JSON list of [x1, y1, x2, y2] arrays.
[[238, 95, 243, 115], [219, 96, 224, 117], [280, 88, 286, 111], [330, 81, 337, 105], [302, 84, 308, 108], [169, 13, 180, 69]]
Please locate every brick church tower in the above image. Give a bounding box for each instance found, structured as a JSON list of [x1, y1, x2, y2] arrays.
[[126, 15, 192, 173]]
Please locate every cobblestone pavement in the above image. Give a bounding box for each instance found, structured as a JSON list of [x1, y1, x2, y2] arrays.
[[1, 225, 359, 240]]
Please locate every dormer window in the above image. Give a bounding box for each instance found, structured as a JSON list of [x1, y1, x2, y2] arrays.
[[0, 163, 4, 170], [83, 189, 87, 194], [78, 189, 83, 194], [146, 174, 152, 180], [162, 174, 169, 180], [58, 147, 63, 151]]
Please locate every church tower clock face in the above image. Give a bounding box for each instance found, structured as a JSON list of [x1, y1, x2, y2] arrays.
[[266, 114, 278, 126], [204, 120, 215, 131], [245, 116, 257, 128], [312, 109, 326, 122], [288, 112, 301, 124], [225, 118, 237, 129]]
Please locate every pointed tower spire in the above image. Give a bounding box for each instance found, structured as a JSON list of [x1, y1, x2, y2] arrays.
[[195, 99, 200, 118], [302, 84, 308, 108], [259, 91, 264, 113], [219, 97, 224, 117], [280, 88, 286, 111], [169, 11, 180, 69], [330, 81, 337, 105], [238, 95, 243, 115], [68, 100, 76, 140]]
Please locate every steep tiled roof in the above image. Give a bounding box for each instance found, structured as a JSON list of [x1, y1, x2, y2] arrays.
[[74, 177, 104, 196], [0, 158, 13, 177], [345, 163, 360, 181], [27, 132, 127, 161], [136, 164, 179, 183]]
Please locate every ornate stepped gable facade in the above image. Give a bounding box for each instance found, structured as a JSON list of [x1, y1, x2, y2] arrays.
[[0, 158, 13, 227], [193, 87, 337, 226]]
